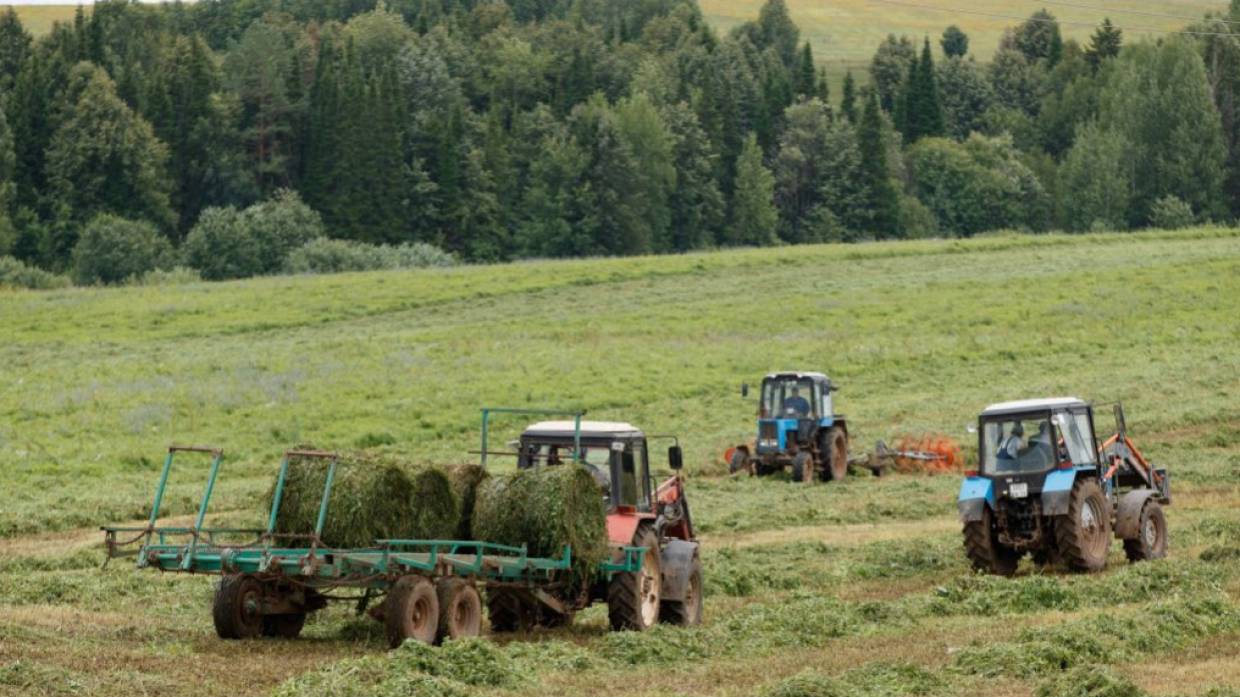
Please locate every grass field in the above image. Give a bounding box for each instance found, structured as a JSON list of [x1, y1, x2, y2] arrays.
[[701, 0, 1229, 90], [1, 229, 1239, 696]]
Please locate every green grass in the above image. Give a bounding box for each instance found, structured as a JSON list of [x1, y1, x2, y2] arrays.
[[9, 5, 82, 36], [1, 229, 1239, 697]]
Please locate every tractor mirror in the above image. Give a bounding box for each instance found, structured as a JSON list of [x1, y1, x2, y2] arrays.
[[668, 446, 684, 470], [740, 383, 749, 398]]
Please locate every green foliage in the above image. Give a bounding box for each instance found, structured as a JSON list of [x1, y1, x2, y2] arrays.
[[70, 215, 172, 285], [908, 134, 1048, 236], [898, 39, 944, 143], [1085, 19, 1123, 70], [1012, 9, 1064, 66], [284, 239, 456, 274], [1148, 195, 1196, 230], [870, 34, 915, 113], [858, 91, 901, 237], [726, 132, 778, 246], [937, 56, 993, 140], [1056, 122, 1131, 232], [941, 26, 969, 58], [0, 255, 69, 290], [184, 191, 325, 280]]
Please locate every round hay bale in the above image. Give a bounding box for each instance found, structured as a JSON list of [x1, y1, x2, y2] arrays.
[[267, 454, 458, 549], [474, 465, 607, 585], [445, 464, 489, 540]]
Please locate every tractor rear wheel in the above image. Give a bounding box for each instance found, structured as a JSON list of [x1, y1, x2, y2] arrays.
[[385, 576, 439, 648], [261, 613, 306, 639], [963, 508, 1019, 576], [792, 452, 813, 483], [485, 588, 527, 633], [659, 555, 703, 627], [213, 574, 264, 639], [436, 579, 482, 642], [1055, 478, 1111, 572], [823, 427, 848, 482], [608, 526, 661, 631], [1123, 500, 1168, 563]]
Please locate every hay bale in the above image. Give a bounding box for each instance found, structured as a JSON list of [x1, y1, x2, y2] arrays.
[[268, 454, 458, 549], [474, 465, 608, 584], [445, 464, 488, 540]]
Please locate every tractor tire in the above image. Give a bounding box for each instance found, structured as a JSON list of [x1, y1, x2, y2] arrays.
[[1055, 478, 1111, 572], [608, 525, 661, 631], [485, 588, 527, 633], [385, 575, 439, 648], [792, 452, 813, 483], [261, 613, 306, 639], [823, 427, 848, 482], [962, 507, 1020, 576], [1123, 500, 1168, 563], [659, 555, 703, 627], [213, 574, 264, 639], [436, 579, 482, 643]]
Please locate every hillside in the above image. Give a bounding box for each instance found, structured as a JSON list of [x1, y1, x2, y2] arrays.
[[701, 0, 1227, 79], [1, 230, 1238, 696]]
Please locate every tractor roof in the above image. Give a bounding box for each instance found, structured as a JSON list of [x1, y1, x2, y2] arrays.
[[765, 371, 830, 382], [522, 421, 645, 439], [981, 397, 1089, 417]]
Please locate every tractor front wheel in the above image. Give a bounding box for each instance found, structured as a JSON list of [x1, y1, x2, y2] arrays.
[[792, 452, 813, 483], [385, 576, 439, 648], [1055, 478, 1111, 572], [608, 526, 661, 631], [213, 574, 265, 639], [659, 555, 703, 627], [1123, 500, 1168, 563], [436, 579, 482, 642], [823, 427, 848, 482], [963, 507, 1020, 576]]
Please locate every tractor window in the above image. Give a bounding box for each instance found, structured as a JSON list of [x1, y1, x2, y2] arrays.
[[762, 378, 815, 419], [981, 416, 1056, 474], [578, 446, 612, 494], [1056, 411, 1096, 467], [614, 443, 648, 508]]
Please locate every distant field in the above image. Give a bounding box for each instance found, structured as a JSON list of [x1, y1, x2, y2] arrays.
[[9, 5, 81, 35], [701, 0, 1229, 84]]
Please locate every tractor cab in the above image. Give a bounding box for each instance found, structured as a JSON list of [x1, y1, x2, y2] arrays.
[[517, 421, 678, 513], [748, 371, 839, 455]]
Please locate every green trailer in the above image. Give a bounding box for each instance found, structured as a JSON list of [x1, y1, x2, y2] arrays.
[[102, 446, 646, 647]]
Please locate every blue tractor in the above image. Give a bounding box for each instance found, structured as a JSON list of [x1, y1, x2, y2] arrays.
[[958, 398, 1170, 575], [728, 371, 852, 483]]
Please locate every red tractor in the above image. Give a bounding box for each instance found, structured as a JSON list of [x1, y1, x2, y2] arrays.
[[481, 412, 702, 631]]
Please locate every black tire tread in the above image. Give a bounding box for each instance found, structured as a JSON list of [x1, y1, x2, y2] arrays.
[[962, 510, 1018, 576], [213, 574, 262, 640], [1055, 478, 1111, 572], [608, 526, 660, 631]]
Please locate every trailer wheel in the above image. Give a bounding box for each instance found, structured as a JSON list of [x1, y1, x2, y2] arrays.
[[385, 576, 439, 648], [608, 526, 661, 631], [823, 428, 848, 482], [213, 574, 264, 639], [1123, 500, 1168, 563], [261, 613, 306, 639], [485, 588, 527, 633], [659, 555, 703, 627], [792, 452, 813, 483], [963, 508, 1019, 576], [436, 579, 482, 642], [1055, 478, 1111, 572]]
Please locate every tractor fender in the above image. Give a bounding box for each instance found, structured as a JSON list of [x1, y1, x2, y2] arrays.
[[659, 539, 699, 602], [957, 476, 994, 523], [1039, 468, 1078, 517], [1114, 489, 1158, 540]]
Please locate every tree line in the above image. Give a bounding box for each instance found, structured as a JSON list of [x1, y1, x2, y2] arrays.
[[0, 0, 1238, 285]]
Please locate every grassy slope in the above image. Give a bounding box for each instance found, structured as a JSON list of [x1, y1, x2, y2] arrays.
[[1, 229, 1238, 696], [700, 0, 1228, 90], [9, 5, 82, 36]]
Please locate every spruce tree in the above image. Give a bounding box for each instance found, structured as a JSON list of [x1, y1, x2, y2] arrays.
[[726, 132, 778, 246], [795, 42, 816, 99], [841, 71, 857, 122], [1085, 19, 1122, 70], [0, 8, 30, 92], [858, 91, 901, 238], [900, 38, 944, 143]]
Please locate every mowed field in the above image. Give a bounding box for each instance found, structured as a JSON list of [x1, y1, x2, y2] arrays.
[[700, 0, 1229, 87], [1, 229, 1239, 696]]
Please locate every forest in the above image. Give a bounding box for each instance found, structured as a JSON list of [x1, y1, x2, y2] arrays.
[[0, 0, 1238, 285]]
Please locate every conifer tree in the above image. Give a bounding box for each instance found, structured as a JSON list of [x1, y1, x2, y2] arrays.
[[841, 71, 857, 122], [1085, 18, 1122, 70], [795, 42, 816, 99], [858, 91, 901, 238], [899, 38, 944, 143], [726, 132, 778, 246]]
